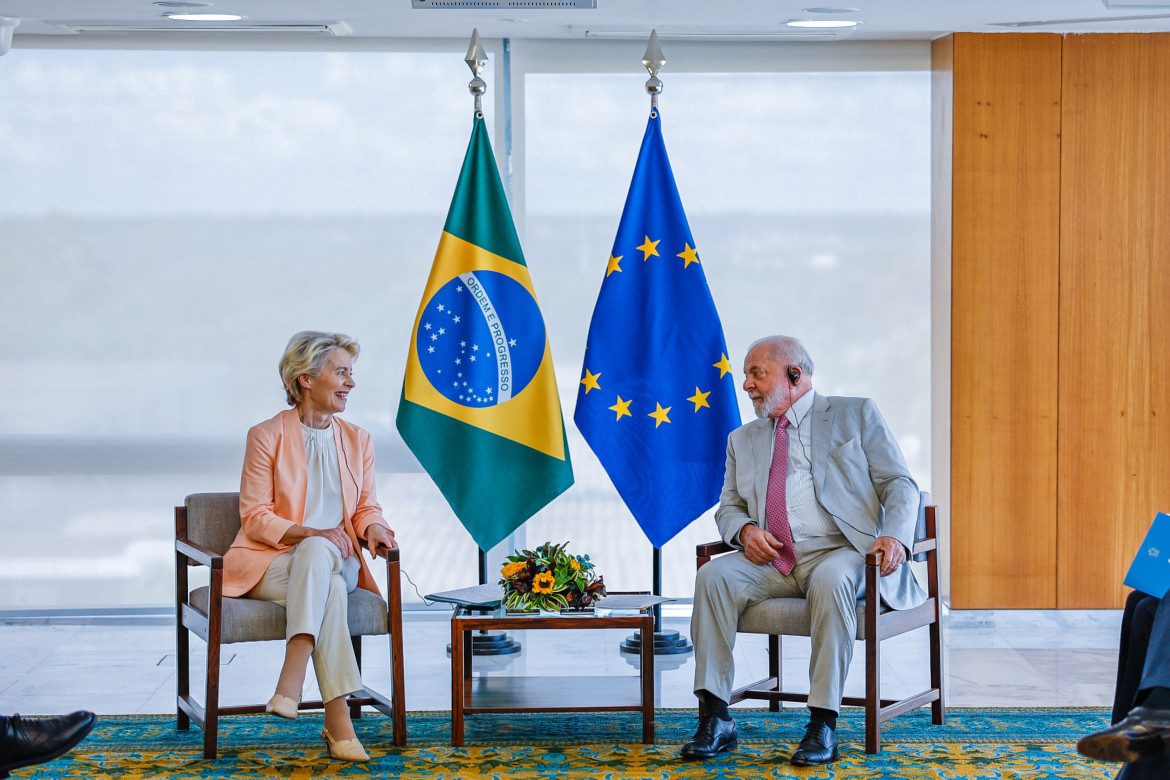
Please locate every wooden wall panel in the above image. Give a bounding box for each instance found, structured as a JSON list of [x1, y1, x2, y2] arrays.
[[944, 34, 1062, 608], [1057, 34, 1170, 608]]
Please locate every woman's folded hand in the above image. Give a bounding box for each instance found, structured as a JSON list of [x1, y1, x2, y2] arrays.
[[317, 526, 354, 558], [365, 525, 397, 559]]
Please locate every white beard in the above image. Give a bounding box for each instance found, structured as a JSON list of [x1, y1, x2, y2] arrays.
[[752, 384, 788, 419]]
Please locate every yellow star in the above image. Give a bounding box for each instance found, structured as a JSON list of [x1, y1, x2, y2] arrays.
[[677, 243, 700, 268], [687, 387, 711, 411], [648, 402, 672, 428], [580, 369, 601, 394], [605, 254, 623, 277], [637, 236, 660, 261], [713, 353, 732, 378], [609, 396, 632, 421]]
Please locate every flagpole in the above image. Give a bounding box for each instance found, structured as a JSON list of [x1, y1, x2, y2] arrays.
[[615, 31, 693, 659], [459, 29, 519, 657]]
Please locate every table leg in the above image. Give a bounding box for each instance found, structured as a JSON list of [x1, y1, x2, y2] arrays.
[[641, 613, 655, 744], [451, 620, 465, 747]]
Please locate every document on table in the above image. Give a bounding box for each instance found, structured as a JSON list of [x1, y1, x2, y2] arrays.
[[595, 594, 675, 610], [425, 584, 504, 607]]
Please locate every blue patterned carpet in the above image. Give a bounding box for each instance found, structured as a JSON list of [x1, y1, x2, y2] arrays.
[[12, 708, 1117, 779]]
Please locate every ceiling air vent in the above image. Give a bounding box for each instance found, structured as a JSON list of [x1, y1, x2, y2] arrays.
[[412, 0, 596, 9], [581, 27, 856, 41], [55, 21, 353, 35]]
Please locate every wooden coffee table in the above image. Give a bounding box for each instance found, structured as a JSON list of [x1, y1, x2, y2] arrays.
[[449, 605, 656, 746]]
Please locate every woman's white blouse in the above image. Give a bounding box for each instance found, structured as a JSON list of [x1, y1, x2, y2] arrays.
[[301, 423, 344, 531], [301, 423, 360, 591]]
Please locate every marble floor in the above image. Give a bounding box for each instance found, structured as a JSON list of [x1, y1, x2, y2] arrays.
[[0, 605, 1121, 717]]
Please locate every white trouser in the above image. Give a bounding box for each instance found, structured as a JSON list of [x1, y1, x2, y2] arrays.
[[690, 533, 864, 712], [248, 536, 362, 703]]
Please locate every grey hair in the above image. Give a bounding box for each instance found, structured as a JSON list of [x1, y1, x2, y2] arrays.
[[279, 331, 360, 406], [748, 335, 814, 377]]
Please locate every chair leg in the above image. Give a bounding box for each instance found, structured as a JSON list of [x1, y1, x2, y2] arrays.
[[204, 635, 221, 760], [389, 616, 407, 746], [865, 626, 881, 753], [175, 542, 190, 731], [930, 619, 946, 725], [350, 636, 363, 720], [768, 635, 782, 713], [176, 620, 190, 731]]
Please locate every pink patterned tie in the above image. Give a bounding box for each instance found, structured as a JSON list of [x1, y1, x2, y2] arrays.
[[765, 417, 797, 575]]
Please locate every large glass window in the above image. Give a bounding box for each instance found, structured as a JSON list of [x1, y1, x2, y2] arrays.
[[521, 69, 932, 599], [0, 44, 929, 610], [0, 48, 493, 609]]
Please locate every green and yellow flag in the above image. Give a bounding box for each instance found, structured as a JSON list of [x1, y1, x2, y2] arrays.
[[396, 116, 573, 551]]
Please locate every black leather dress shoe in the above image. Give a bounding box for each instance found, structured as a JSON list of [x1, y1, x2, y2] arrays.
[[680, 714, 738, 759], [1078, 707, 1170, 763], [0, 711, 97, 778], [790, 722, 839, 766]]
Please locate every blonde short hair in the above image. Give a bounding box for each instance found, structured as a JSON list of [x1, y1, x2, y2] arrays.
[[279, 331, 360, 406]]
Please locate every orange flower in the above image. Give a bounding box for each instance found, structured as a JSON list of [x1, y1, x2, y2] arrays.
[[532, 572, 556, 594], [501, 561, 527, 579]]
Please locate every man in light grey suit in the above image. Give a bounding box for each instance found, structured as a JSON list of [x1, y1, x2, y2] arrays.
[[681, 335, 926, 766]]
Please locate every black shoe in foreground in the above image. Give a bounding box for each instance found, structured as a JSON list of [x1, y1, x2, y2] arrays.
[[790, 722, 839, 766], [0, 711, 97, 779], [680, 714, 738, 759], [1078, 707, 1170, 764]]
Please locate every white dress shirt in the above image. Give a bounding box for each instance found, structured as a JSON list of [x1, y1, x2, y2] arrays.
[[768, 389, 839, 541]]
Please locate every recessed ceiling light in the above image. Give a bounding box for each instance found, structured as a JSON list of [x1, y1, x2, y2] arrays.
[[802, 6, 859, 12], [786, 19, 859, 28], [165, 13, 245, 21], [154, 2, 212, 7]]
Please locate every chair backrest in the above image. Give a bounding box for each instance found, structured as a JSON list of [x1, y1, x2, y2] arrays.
[[912, 490, 931, 563], [184, 492, 242, 556]]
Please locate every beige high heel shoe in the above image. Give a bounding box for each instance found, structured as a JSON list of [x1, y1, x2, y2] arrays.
[[322, 726, 370, 762], [265, 693, 300, 720]]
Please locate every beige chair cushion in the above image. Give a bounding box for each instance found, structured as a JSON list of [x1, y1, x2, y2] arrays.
[[738, 599, 888, 641], [189, 587, 389, 645]]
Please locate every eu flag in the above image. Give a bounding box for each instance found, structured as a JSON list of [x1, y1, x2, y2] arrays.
[[574, 110, 741, 548]]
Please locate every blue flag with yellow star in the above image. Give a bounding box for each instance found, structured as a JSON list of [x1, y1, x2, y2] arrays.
[[574, 110, 741, 548]]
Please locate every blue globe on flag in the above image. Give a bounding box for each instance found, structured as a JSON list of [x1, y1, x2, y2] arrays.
[[417, 270, 546, 408]]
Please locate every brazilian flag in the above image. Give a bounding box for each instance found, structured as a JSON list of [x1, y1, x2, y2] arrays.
[[396, 116, 573, 552]]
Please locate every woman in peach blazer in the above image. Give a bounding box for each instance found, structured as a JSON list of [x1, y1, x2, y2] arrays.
[[222, 331, 395, 762]]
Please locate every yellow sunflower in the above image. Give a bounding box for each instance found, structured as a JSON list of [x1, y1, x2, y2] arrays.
[[501, 561, 527, 579], [532, 571, 556, 594], [570, 558, 581, 572]]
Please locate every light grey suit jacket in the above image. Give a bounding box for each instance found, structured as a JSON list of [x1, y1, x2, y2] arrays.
[[714, 391, 927, 611]]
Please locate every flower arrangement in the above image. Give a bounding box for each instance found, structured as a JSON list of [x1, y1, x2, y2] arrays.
[[499, 542, 606, 612]]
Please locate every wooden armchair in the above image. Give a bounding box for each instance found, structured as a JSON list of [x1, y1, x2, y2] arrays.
[[175, 492, 406, 758], [696, 493, 944, 753]]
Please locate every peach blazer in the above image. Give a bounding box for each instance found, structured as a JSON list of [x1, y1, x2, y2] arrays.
[[222, 408, 390, 598]]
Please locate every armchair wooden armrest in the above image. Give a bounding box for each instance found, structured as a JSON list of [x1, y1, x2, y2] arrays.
[[697, 540, 734, 570], [176, 538, 222, 569]]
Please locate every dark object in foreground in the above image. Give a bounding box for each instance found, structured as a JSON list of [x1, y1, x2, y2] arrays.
[[0, 711, 97, 779], [1078, 707, 1170, 763]]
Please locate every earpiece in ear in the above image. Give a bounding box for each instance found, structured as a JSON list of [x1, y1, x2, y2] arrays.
[[786, 365, 801, 386]]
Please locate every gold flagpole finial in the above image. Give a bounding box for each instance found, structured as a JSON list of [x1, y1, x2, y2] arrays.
[[465, 29, 488, 117], [642, 30, 665, 116]]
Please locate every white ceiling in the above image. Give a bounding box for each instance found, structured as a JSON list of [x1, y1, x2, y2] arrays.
[[4, 0, 1170, 44]]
